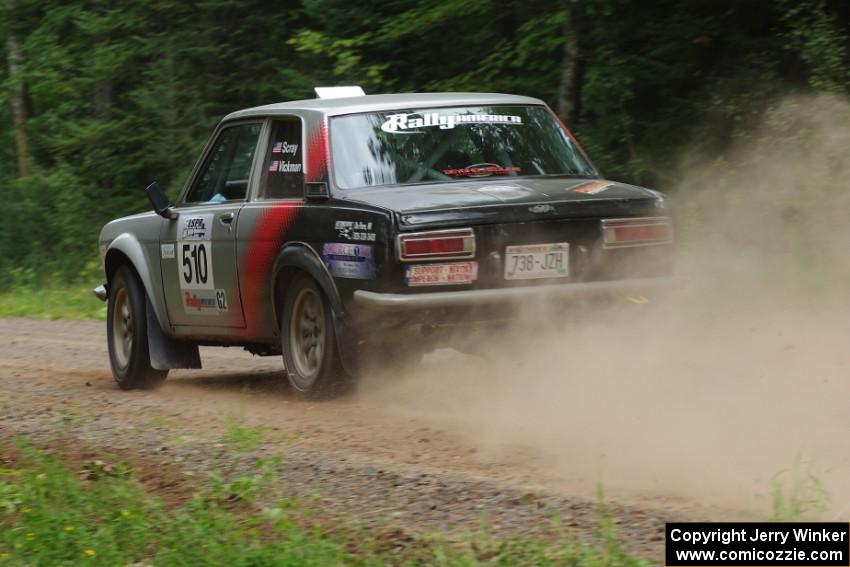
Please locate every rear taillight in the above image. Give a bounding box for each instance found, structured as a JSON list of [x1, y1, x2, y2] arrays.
[[397, 228, 476, 262], [601, 217, 672, 249]]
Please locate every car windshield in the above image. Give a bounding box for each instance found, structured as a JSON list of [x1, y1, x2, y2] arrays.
[[330, 105, 596, 189]]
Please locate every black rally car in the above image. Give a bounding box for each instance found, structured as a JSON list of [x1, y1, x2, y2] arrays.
[[96, 88, 674, 395]]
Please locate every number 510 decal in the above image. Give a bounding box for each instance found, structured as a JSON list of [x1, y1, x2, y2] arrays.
[[182, 243, 209, 286], [176, 214, 215, 291]]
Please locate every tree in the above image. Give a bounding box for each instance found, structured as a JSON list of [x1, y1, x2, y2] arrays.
[[1, 0, 850, 286], [5, 0, 30, 177], [556, 1, 582, 126]]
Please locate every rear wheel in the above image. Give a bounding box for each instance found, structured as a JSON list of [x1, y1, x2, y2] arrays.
[[281, 273, 347, 397], [107, 265, 168, 390]]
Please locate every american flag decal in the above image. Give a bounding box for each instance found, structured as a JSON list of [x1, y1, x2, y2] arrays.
[[268, 160, 279, 172], [272, 141, 283, 154]]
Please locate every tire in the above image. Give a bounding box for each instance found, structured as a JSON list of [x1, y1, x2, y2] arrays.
[[280, 273, 347, 397], [107, 265, 168, 390]]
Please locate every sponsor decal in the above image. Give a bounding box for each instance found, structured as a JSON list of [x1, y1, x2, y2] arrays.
[[335, 220, 376, 242], [405, 261, 478, 286], [183, 292, 215, 311], [180, 215, 211, 240], [572, 181, 613, 194], [322, 243, 375, 280], [176, 214, 215, 291], [271, 141, 298, 155], [182, 289, 229, 315], [381, 112, 523, 133], [160, 243, 176, 259], [443, 163, 520, 177]]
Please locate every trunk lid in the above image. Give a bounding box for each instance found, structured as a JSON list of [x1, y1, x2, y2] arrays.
[[338, 177, 672, 290], [337, 177, 663, 229]]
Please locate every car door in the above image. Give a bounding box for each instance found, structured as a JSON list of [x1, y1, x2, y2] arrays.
[[160, 121, 264, 328], [234, 116, 307, 338]]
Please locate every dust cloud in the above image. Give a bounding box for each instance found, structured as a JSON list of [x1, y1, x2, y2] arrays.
[[358, 94, 850, 517]]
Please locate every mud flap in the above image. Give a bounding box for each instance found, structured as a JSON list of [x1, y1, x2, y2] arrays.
[[146, 298, 201, 370], [331, 313, 360, 378]]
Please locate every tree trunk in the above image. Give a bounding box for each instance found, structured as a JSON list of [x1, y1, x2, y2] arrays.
[[556, 6, 583, 127], [7, 31, 30, 177]]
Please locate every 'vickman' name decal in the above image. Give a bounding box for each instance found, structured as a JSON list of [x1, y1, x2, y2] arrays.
[[268, 160, 302, 173], [381, 113, 523, 133]]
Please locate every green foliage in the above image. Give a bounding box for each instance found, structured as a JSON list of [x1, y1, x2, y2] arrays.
[[0, 440, 358, 566], [0, 279, 106, 319], [781, 0, 849, 92], [0, 438, 646, 565], [222, 415, 268, 453], [205, 455, 281, 505], [769, 459, 829, 521], [2, 0, 850, 292]]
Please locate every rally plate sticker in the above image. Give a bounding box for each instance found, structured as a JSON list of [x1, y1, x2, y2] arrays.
[[405, 262, 478, 286]]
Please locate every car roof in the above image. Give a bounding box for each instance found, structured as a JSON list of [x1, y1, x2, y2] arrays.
[[223, 92, 546, 120]]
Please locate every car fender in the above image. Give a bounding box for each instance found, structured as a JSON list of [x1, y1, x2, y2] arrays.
[[104, 233, 170, 332], [271, 242, 342, 318], [104, 234, 202, 370], [271, 243, 360, 375]]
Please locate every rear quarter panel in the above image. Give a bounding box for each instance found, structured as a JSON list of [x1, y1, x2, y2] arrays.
[[232, 200, 393, 342]]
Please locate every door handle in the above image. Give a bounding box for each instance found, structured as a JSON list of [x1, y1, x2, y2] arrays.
[[219, 212, 235, 225]]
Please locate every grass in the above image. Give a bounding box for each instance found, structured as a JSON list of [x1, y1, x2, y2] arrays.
[[0, 438, 647, 567], [222, 415, 268, 453], [0, 282, 105, 320], [768, 458, 829, 521]]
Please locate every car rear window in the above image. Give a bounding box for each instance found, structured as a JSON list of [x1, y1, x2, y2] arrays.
[[330, 105, 596, 190]]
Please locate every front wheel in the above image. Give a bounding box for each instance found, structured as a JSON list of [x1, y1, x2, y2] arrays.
[[107, 265, 168, 390], [281, 273, 348, 397]]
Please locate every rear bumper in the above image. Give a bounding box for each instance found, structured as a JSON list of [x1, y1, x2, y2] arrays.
[[352, 276, 679, 313]]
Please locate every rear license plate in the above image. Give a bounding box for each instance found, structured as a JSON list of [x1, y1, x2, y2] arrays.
[[405, 261, 478, 286], [504, 243, 569, 280]]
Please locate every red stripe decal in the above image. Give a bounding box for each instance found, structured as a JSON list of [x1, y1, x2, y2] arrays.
[[234, 121, 326, 335], [235, 202, 302, 335], [306, 120, 329, 183]]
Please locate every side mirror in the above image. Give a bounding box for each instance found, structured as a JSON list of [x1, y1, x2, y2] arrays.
[[145, 182, 177, 219]]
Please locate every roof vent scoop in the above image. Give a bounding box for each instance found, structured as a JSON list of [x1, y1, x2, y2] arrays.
[[314, 86, 366, 99]]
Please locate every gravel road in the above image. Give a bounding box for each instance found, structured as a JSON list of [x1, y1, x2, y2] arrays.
[[0, 317, 747, 560]]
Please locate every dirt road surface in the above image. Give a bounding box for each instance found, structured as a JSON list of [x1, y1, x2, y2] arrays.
[[3, 311, 848, 559], [0, 317, 694, 559]]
